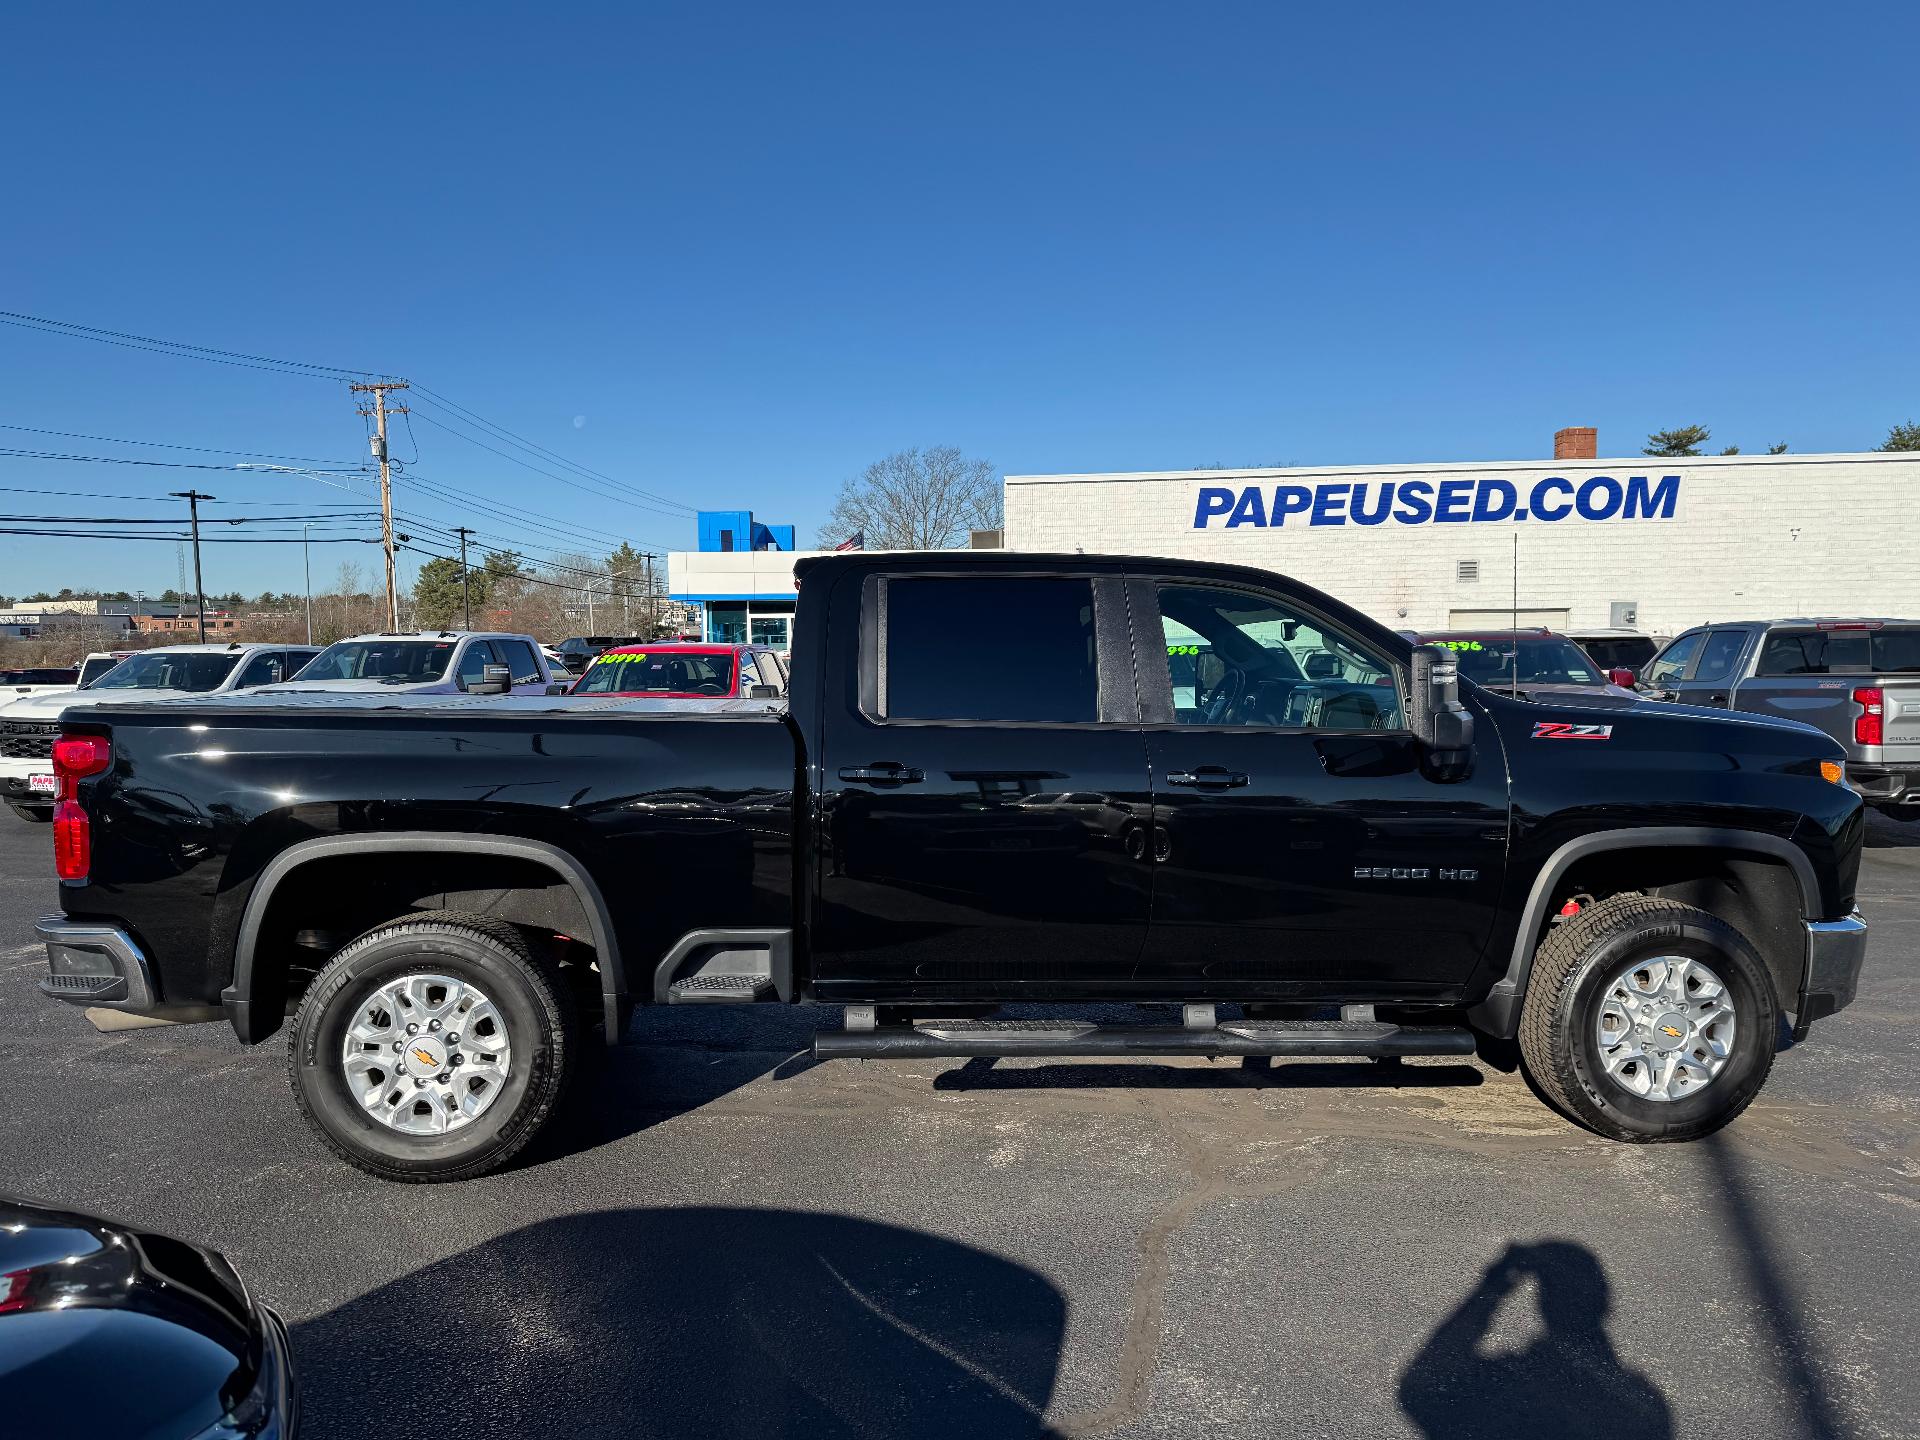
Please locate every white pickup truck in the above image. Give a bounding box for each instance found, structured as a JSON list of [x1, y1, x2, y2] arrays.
[[0, 642, 317, 820]]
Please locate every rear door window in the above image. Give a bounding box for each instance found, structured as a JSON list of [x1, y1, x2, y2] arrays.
[[495, 639, 545, 686], [880, 577, 1099, 723]]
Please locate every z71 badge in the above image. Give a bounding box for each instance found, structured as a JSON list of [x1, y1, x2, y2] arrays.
[[1531, 721, 1614, 741]]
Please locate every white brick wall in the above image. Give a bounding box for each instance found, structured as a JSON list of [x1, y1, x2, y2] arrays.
[[1004, 452, 1920, 635]]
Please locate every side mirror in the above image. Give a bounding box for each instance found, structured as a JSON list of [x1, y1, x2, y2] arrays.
[[545, 682, 570, 696], [467, 663, 513, 696], [1409, 646, 1475, 754], [1608, 667, 1637, 688], [746, 683, 780, 699]]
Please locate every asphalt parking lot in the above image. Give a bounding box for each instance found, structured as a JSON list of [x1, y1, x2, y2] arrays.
[[3, 816, 1917, 1440]]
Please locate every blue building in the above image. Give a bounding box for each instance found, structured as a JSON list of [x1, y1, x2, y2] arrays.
[[669, 509, 803, 648]]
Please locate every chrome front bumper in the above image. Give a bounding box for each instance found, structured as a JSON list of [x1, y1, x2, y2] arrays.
[[1798, 910, 1868, 1034]]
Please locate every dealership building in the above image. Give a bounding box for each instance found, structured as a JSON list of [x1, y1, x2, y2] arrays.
[[1004, 432, 1919, 636], [667, 433, 1917, 644]]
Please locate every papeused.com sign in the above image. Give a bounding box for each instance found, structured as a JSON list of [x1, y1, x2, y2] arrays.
[[1193, 473, 1681, 529]]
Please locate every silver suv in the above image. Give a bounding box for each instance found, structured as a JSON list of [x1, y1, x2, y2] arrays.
[[1639, 619, 1920, 818], [256, 631, 559, 697]]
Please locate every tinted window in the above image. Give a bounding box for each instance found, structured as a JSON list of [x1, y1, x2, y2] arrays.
[[1759, 627, 1920, 675], [1576, 637, 1656, 671], [884, 577, 1098, 723], [302, 640, 455, 682], [1644, 632, 1702, 686], [1162, 585, 1401, 729], [77, 657, 121, 687], [1691, 629, 1749, 684], [89, 652, 242, 692], [495, 639, 544, 685], [1424, 635, 1603, 688], [234, 651, 287, 688], [0, 668, 78, 685]]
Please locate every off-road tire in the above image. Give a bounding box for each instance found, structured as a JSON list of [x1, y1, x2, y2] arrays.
[[1517, 894, 1777, 1143], [288, 910, 576, 1182], [6, 803, 52, 823]]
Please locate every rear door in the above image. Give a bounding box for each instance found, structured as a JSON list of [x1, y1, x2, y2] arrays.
[[811, 568, 1152, 997], [1135, 577, 1509, 996]]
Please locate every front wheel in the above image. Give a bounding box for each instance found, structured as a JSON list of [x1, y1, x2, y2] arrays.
[[1518, 895, 1776, 1143], [288, 911, 576, 1181]]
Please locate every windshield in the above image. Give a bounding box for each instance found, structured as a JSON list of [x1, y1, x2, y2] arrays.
[[1429, 636, 1605, 688], [299, 640, 457, 683], [574, 650, 736, 695], [88, 651, 243, 692]]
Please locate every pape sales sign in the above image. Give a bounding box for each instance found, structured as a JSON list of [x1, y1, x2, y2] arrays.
[[1192, 473, 1681, 529]]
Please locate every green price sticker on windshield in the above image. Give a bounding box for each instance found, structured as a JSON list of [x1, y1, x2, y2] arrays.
[[1437, 640, 1483, 651], [1167, 644, 1201, 656]]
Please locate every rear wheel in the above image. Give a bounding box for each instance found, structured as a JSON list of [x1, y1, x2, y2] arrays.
[[1518, 895, 1776, 1143], [288, 911, 576, 1182], [6, 803, 51, 823]]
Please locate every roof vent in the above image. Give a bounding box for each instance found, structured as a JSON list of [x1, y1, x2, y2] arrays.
[[1457, 559, 1480, 582]]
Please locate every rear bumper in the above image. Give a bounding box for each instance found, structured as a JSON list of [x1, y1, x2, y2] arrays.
[[38, 916, 157, 1008], [1846, 761, 1919, 807], [1797, 911, 1867, 1034], [35, 913, 224, 1028]]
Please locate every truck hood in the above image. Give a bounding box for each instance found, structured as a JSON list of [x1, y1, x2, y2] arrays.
[[1487, 687, 1841, 752], [246, 677, 452, 695]]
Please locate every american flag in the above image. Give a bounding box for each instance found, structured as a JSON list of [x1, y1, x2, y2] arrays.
[[834, 531, 865, 552]]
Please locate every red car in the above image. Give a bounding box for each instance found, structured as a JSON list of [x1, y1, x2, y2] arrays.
[[567, 642, 788, 699]]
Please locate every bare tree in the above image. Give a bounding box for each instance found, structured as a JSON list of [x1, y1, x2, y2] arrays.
[[817, 447, 1002, 550]]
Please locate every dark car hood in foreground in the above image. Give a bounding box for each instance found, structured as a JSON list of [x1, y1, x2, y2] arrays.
[[0, 1197, 294, 1439]]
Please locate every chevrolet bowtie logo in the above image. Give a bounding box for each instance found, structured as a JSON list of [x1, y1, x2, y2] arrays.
[[1660, 1026, 1683, 1039], [412, 1047, 438, 1066]]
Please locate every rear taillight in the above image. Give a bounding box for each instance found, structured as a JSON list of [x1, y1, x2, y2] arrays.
[[53, 799, 90, 880], [1853, 687, 1884, 746], [52, 733, 111, 794], [51, 732, 110, 881]]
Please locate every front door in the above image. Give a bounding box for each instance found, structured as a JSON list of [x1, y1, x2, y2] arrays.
[[1136, 579, 1509, 999], [1670, 628, 1750, 708], [812, 569, 1152, 998]]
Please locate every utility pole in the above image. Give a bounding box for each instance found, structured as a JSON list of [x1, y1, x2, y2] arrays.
[[170, 491, 214, 642], [453, 526, 476, 629], [644, 553, 656, 638], [302, 523, 314, 644], [350, 380, 409, 631]]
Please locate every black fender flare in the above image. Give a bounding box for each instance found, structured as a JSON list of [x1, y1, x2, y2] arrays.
[[221, 833, 625, 1045], [1469, 826, 1818, 1038]]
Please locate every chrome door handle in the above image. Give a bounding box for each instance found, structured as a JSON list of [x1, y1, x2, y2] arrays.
[[837, 763, 924, 786], [1165, 767, 1249, 790]]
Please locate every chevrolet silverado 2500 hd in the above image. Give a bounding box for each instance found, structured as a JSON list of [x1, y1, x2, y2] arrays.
[[35, 552, 1868, 1180]]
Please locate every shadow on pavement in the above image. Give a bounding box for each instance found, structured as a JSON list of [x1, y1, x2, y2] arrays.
[[1398, 1240, 1671, 1439], [293, 1206, 1067, 1440], [1702, 1133, 1847, 1440], [1862, 810, 1920, 849]]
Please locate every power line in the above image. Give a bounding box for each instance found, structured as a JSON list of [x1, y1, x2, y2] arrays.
[[405, 408, 689, 519], [410, 385, 694, 514], [0, 309, 374, 381], [0, 423, 360, 466], [0, 445, 367, 475]]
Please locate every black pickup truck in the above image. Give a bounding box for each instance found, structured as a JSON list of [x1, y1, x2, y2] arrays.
[[36, 552, 1868, 1181]]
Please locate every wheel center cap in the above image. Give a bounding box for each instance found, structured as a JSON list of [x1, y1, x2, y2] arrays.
[[401, 1036, 447, 1078], [1648, 1012, 1691, 1052]]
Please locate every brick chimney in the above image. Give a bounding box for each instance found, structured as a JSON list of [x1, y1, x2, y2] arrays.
[[1554, 426, 1598, 460]]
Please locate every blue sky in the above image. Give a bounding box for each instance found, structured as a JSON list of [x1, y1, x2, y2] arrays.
[[2, 1, 1915, 598]]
